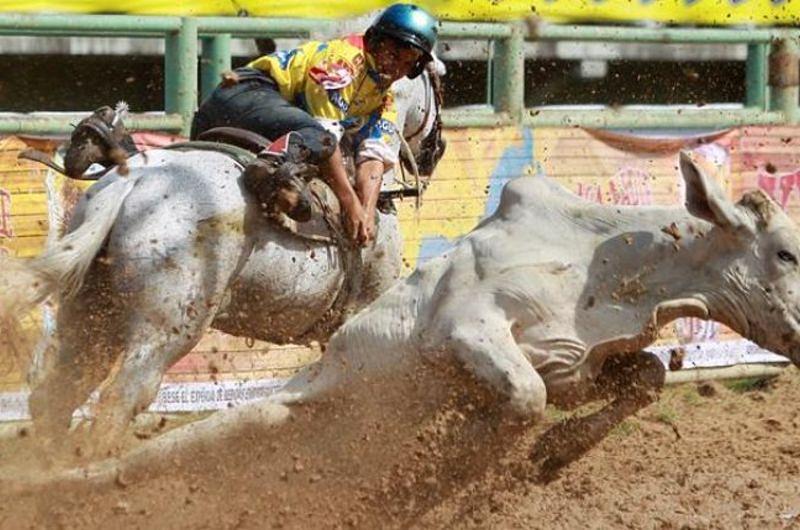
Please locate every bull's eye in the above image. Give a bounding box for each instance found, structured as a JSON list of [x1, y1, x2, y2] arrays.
[[777, 249, 798, 265]]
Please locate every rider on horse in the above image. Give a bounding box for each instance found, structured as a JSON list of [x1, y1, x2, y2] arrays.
[[190, 3, 439, 247]]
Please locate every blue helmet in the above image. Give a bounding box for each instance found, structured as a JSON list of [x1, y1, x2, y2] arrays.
[[366, 3, 438, 79]]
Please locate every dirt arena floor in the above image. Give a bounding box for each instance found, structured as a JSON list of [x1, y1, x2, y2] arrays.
[[1, 363, 799, 530]]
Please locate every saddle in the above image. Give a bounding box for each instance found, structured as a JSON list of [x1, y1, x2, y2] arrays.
[[196, 126, 414, 202], [196, 126, 276, 155]]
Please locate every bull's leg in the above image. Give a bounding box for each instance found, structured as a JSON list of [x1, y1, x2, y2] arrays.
[[531, 350, 665, 478], [443, 310, 547, 421]]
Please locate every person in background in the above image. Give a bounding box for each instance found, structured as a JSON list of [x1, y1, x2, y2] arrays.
[[254, 37, 276, 56]]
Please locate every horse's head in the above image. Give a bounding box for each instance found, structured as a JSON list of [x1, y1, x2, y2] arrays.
[[679, 151, 800, 366], [63, 103, 137, 178], [393, 57, 447, 180]]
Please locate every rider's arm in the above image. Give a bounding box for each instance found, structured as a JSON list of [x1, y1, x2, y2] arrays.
[[321, 144, 368, 243], [351, 120, 398, 246], [356, 158, 385, 222], [348, 96, 401, 245]]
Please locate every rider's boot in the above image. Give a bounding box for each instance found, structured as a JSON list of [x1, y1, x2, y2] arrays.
[[243, 132, 317, 221]]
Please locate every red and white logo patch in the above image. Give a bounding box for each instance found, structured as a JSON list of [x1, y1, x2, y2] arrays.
[[308, 60, 354, 90]]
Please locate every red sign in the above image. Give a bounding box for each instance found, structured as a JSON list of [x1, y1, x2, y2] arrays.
[[757, 166, 800, 210]]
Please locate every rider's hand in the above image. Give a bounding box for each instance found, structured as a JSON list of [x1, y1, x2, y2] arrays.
[[321, 146, 373, 247], [357, 208, 376, 247], [344, 199, 371, 247]]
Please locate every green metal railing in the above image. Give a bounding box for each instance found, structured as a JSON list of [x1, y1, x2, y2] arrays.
[[521, 24, 798, 129], [0, 14, 336, 136], [0, 14, 798, 134]]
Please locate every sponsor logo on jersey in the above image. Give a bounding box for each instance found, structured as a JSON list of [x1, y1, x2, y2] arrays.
[[374, 118, 396, 136], [308, 60, 354, 90], [328, 90, 350, 112]]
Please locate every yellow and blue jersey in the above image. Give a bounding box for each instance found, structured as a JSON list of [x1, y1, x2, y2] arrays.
[[247, 34, 400, 165]]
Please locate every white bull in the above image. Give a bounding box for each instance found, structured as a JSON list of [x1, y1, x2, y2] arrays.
[[264, 150, 800, 473]]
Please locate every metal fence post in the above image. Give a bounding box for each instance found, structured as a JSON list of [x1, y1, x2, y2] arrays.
[[769, 36, 800, 124], [165, 17, 198, 136], [200, 34, 231, 104], [745, 43, 768, 109], [491, 22, 525, 122]]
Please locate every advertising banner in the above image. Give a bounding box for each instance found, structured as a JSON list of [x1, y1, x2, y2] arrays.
[[0, 123, 795, 418]]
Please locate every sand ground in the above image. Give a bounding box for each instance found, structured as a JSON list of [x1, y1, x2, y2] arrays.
[[0, 364, 798, 530]]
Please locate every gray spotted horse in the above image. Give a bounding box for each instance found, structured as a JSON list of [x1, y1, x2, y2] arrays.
[[0, 61, 446, 457]]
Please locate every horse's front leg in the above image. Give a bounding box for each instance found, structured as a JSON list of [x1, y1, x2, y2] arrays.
[[531, 350, 665, 479], [28, 270, 124, 461]]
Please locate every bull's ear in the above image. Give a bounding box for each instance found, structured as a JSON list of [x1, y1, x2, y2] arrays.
[[679, 150, 753, 232]]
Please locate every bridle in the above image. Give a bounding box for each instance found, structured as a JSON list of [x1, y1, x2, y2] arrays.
[[76, 104, 135, 155]]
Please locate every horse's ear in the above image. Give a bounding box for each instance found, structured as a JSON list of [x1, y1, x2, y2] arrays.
[[431, 52, 446, 76], [679, 150, 754, 232]]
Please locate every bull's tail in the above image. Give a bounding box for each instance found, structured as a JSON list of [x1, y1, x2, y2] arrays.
[[0, 177, 136, 371]]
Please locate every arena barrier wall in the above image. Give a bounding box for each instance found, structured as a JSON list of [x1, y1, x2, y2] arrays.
[[0, 125, 793, 419]]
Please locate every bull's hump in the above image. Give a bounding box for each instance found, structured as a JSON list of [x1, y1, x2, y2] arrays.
[[487, 177, 613, 253], [498, 176, 609, 226], [495, 176, 664, 239], [497, 176, 575, 213]]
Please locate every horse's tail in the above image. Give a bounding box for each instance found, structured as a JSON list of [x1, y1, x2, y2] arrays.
[[30, 177, 136, 299], [0, 177, 136, 370]]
